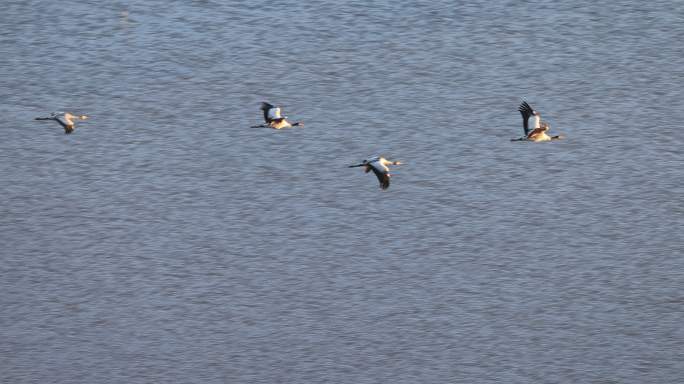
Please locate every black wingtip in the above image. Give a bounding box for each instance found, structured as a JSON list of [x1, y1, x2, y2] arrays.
[[518, 101, 533, 115], [518, 101, 533, 136]]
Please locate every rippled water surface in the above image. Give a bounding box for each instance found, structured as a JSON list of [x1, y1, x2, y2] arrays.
[[1, 1, 683, 383]]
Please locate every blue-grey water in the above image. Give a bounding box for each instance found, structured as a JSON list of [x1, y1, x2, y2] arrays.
[[1, 1, 683, 383]]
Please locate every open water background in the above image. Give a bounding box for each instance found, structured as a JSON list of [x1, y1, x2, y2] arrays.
[[1, 1, 683, 383]]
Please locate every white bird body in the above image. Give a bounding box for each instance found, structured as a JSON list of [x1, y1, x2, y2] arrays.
[[530, 128, 552, 141], [369, 157, 391, 173], [270, 118, 292, 129]]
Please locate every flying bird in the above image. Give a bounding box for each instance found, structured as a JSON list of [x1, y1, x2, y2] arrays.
[[252, 102, 302, 129], [349, 156, 402, 190], [513, 101, 563, 142], [35, 112, 88, 134]]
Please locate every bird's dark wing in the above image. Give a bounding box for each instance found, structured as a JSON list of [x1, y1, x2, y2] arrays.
[[518, 101, 533, 136], [53, 115, 70, 130], [369, 163, 390, 190], [261, 102, 274, 123]]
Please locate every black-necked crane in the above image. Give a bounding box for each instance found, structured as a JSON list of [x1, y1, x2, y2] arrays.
[[35, 112, 88, 134], [252, 102, 302, 129], [513, 101, 563, 142], [349, 156, 402, 190]]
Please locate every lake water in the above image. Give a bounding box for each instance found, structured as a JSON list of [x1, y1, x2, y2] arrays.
[[1, 1, 683, 383]]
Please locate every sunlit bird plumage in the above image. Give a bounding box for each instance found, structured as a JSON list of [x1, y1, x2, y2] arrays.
[[513, 101, 563, 142], [349, 156, 402, 190], [35, 112, 88, 134], [253, 102, 302, 129]]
